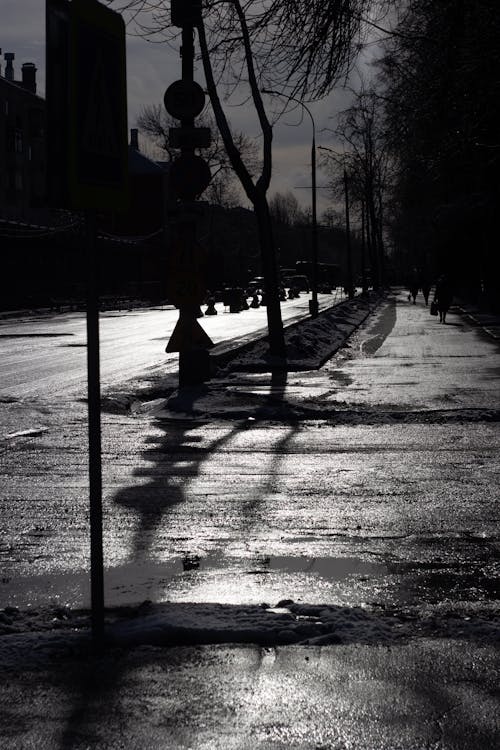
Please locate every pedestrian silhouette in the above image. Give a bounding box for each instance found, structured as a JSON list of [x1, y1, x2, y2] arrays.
[[408, 282, 419, 304], [434, 274, 453, 323], [421, 281, 431, 306]]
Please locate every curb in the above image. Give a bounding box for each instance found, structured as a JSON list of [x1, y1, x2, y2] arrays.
[[210, 292, 384, 373], [208, 298, 346, 372], [457, 305, 500, 341]]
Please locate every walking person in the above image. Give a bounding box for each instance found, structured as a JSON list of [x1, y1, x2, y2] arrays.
[[409, 281, 419, 304], [434, 274, 453, 324], [421, 281, 431, 306], [407, 271, 419, 304]]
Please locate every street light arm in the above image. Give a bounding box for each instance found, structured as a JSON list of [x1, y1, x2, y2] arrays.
[[318, 145, 346, 168], [262, 89, 315, 141]]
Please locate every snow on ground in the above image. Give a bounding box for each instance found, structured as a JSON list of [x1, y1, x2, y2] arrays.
[[223, 291, 381, 372]]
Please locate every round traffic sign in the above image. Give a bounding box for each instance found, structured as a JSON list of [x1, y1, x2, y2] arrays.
[[164, 80, 206, 119], [169, 154, 211, 200]]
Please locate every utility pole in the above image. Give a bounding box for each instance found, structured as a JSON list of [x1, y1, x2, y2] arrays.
[[361, 199, 368, 293], [310, 129, 319, 317], [344, 168, 354, 299]]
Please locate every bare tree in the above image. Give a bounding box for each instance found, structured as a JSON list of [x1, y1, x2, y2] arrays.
[[269, 191, 302, 227], [378, 0, 500, 302], [321, 86, 391, 288], [109, 0, 371, 356], [204, 175, 242, 209]]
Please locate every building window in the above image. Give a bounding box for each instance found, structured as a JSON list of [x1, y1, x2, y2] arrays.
[[15, 129, 23, 154], [29, 108, 44, 138], [7, 169, 17, 201], [15, 171, 23, 190]]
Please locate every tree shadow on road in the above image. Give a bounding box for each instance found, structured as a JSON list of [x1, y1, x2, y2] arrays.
[[110, 366, 295, 560], [112, 416, 244, 563]]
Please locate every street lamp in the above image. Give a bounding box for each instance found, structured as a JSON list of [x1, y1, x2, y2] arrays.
[[262, 90, 319, 318], [319, 146, 355, 299], [343, 167, 355, 300]]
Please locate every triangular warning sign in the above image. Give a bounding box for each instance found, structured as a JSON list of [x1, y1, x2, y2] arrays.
[[82, 50, 119, 158], [166, 317, 214, 353]]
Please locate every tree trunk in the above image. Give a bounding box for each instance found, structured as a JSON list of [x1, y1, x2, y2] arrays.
[[254, 192, 286, 358], [365, 187, 379, 289], [197, 14, 285, 359], [376, 188, 386, 287]]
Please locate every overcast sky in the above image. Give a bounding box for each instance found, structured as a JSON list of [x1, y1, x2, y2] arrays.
[[2, 0, 378, 215]]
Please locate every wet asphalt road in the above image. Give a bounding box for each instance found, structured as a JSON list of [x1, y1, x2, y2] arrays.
[[0, 291, 337, 401], [1, 289, 499, 613], [1, 289, 499, 748]]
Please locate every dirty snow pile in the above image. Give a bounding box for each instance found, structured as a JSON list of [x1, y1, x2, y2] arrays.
[[225, 292, 381, 371], [107, 600, 396, 648], [106, 600, 500, 649], [1, 597, 499, 668]]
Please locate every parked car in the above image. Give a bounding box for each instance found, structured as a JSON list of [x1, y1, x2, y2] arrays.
[[280, 268, 296, 283], [287, 274, 310, 293], [245, 276, 265, 295]]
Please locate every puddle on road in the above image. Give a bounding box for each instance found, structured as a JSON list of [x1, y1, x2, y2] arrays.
[[3, 553, 497, 610], [136, 553, 387, 581], [0, 554, 387, 609], [126, 554, 394, 610], [252, 556, 387, 579]]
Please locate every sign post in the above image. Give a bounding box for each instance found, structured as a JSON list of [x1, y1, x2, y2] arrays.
[[85, 208, 104, 644], [164, 0, 214, 384], [46, 0, 128, 647]]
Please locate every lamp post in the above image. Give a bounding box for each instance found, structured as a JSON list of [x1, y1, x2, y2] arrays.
[[262, 90, 319, 317], [343, 167, 355, 300], [319, 146, 355, 299]]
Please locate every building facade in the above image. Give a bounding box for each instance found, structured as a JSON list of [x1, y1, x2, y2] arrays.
[[0, 51, 46, 222]]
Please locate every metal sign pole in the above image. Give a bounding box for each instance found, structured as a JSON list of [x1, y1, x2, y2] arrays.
[[47, 0, 128, 649], [310, 134, 319, 317], [85, 208, 104, 646], [164, 0, 214, 383], [344, 168, 354, 299]]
